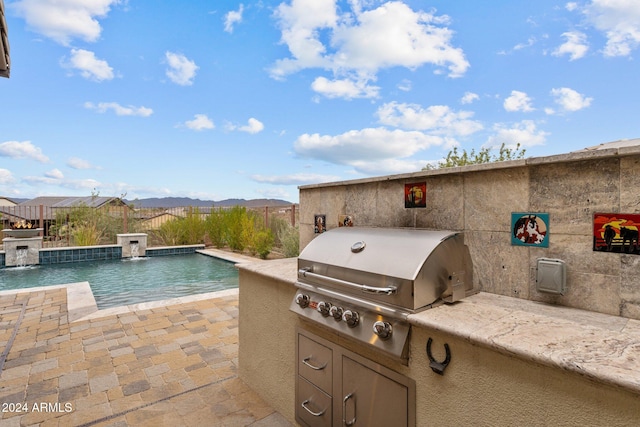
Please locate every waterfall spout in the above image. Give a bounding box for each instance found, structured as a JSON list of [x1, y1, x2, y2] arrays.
[[16, 246, 28, 267], [130, 242, 140, 259]]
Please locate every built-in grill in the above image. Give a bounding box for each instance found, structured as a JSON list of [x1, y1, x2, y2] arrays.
[[290, 227, 475, 361]]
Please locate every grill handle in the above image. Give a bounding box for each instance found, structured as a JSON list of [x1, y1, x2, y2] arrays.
[[299, 268, 397, 295]]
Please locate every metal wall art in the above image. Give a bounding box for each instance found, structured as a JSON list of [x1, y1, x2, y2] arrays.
[[511, 213, 549, 247], [593, 213, 640, 254], [404, 182, 426, 208], [314, 214, 326, 233]]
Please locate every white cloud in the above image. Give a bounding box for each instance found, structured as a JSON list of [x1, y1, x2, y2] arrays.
[[45, 168, 64, 179], [486, 120, 549, 148], [504, 90, 535, 112], [552, 31, 589, 60], [376, 102, 483, 138], [251, 173, 341, 185], [270, 0, 469, 99], [583, 0, 640, 57], [224, 4, 244, 33], [566, 2, 579, 12], [0, 140, 50, 163], [23, 175, 101, 190], [397, 79, 412, 92], [67, 157, 99, 169], [293, 127, 445, 175], [461, 92, 479, 104], [62, 49, 115, 81], [0, 169, 14, 184], [239, 118, 264, 134], [165, 52, 199, 86], [550, 87, 593, 112], [11, 0, 120, 45], [184, 114, 215, 131], [311, 76, 379, 99], [84, 102, 153, 117]]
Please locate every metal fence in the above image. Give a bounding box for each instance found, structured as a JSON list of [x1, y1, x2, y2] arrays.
[[1, 204, 298, 248]]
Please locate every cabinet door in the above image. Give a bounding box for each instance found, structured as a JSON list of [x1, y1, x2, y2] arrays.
[[341, 355, 409, 427]]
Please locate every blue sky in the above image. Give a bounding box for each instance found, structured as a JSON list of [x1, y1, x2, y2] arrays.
[[1, 0, 639, 203]]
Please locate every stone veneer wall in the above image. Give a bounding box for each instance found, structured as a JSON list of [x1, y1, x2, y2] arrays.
[[299, 146, 640, 320]]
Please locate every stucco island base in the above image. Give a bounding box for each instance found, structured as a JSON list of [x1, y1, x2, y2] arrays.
[[238, 258, 640, 426]]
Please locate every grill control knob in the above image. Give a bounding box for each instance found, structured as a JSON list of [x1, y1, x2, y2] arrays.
[[342, 310, 359, 328], [373, 321, 393, 340], [295, 293, 310, 309], [329, 305, 343, 321], [317, 301, 332, 317]]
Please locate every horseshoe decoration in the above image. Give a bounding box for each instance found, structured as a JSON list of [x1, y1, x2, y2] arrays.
[[426, 337, 451, 375]]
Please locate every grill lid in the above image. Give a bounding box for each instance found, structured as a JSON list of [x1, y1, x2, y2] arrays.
[[298, 227, 456, 281]]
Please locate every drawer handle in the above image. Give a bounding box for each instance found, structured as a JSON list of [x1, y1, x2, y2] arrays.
[[301, 399, 326, 417], [343, 392, 356, 426], [302, 356, 327, 370]]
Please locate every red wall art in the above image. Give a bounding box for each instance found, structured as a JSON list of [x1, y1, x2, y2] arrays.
[[593, 213, 640, 254]]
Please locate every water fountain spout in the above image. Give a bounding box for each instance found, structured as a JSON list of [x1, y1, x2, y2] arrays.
[[130, 242, 140, 259], [16, 246, 29, 268]]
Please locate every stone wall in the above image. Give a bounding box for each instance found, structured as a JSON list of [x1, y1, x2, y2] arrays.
[[299, 146, 640, 319]]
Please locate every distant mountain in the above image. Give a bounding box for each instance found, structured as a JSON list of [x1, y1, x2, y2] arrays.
[[125, 197, 294, 208]]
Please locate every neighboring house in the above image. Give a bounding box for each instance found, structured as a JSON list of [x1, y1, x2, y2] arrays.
[[0, 196, 18, 207], [139, 212, 181, 230], [0, 196, 128, 236]]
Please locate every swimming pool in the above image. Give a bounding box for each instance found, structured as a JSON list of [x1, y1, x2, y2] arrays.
[[0, 254, 238, 309]]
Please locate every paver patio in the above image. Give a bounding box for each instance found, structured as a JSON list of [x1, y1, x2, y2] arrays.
[[0, 287, 293, 427]]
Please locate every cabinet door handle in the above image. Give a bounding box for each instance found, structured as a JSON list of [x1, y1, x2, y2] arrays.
[[343, 392, 356, 426], [301, 399, 326, 417], [302, 356, 327, 370]]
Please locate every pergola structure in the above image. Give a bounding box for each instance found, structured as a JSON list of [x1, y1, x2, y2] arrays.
[[0, 0, 9, 78]]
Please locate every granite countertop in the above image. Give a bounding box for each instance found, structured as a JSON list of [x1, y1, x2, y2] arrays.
[[237, 258, 640, 395], [408, 292, 640, 395]]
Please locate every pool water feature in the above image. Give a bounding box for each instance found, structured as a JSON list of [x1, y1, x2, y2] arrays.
[[0, 254, 238, 309]]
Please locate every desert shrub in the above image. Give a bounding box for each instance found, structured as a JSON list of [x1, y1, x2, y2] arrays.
[[181, 208, 206, 245], [254, 229, 274, 259], [278, 224, 299, 257], [224, 206, 248, 251], [72, 223, 103, 246], [205, 208, 226, 248], [153, 218, 184, 246]]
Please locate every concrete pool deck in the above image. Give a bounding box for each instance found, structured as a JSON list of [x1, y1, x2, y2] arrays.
[[0, 249, 294, 426]]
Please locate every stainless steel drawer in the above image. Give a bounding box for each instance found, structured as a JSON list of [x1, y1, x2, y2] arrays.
[[297, 376, 332, 427], [298, 333, 332, 394]]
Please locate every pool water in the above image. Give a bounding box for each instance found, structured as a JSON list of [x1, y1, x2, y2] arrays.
[[0, 254, 238, 309]]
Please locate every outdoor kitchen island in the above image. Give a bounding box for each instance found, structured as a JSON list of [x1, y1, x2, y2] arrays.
[[237, 257, 640, 426]]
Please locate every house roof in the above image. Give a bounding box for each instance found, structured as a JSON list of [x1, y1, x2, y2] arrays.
[[577, 138, 640, 152], [0, 0, 9, 78], [19, 196, 124, 208]]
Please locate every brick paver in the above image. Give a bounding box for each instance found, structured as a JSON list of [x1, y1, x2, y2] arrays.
[[0, 289, 293, 427]]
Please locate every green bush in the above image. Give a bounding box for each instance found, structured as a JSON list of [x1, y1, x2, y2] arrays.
[[205, 208, 226, 248], [278, 224, 299, 258], [224, 206, 248, 251], [153, 218, 184, 246], [72, 223, 103, 246], [254, 229, 275, 259]]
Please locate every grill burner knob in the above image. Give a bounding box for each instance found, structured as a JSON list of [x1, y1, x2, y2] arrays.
[[329, 305, 343, 321], [317, 301, 332, 317], [373, 321, 393, 340], [342, 310, 359, 328], [295, 293, 310, 309]]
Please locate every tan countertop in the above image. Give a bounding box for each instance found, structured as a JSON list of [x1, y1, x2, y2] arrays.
[[237, 258, 640, 396]]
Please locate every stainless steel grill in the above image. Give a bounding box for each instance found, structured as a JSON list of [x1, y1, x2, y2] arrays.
[[290, 227, 475, 361]]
